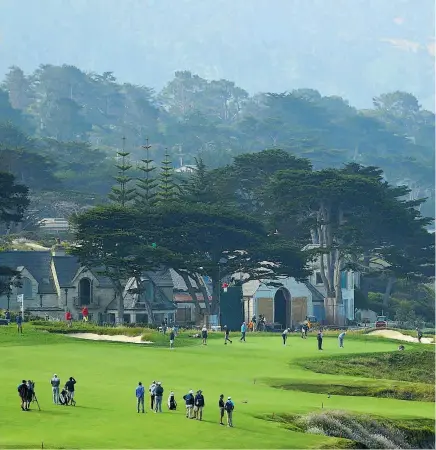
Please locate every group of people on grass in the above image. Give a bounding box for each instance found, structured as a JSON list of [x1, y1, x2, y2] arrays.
[[135, 381, 235, 427], [50, 374, 77, 406], [17, 380, 35, 411], [281, 327, 346, 350]]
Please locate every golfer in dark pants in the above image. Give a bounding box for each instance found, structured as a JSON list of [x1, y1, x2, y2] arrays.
[[317, 330, 323, 350]]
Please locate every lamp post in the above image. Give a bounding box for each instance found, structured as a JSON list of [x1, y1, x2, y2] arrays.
[[7, 291, 11, 310], [218, 257, 227, 328], [64, 288, 69, 311]]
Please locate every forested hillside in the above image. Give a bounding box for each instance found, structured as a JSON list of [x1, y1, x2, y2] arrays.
[[0, 64, 434, 219], [0, 0, 434, 109]]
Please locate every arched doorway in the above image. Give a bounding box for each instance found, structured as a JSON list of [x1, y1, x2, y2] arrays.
[[274, 287, 291, 329], [79, 278, 92, 305]]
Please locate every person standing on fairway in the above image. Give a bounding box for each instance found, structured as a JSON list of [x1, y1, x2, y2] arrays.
[[224, 396, 235, 427], [224, 326, 232, 345], [51, 374, 61, 404], [183, 389, 195, 418], [149, 381, 156, 410], [201, 326, 208, 345], [169, 328, 175, 349], [240, 322, 247, 342], [18, 380, 28, 411], [154, 382, 164, 413], [65, 377, 76, 406], [194, 390, 205, 420], [218, 394, 225, 425], [81, 306, 89, 322], [136, 382, 145, 413], [338, 331, 346, 348], [317, 330, 323, 351], [16, 312, 23, 334], [282, 328, 289, 345]]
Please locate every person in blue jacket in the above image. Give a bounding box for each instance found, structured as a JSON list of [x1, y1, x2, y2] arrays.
[[135, 382, 145, 413], [240, 322, 247, 342]]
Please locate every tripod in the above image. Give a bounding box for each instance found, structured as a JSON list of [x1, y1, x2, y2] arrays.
[[32, 392, 41, 411]]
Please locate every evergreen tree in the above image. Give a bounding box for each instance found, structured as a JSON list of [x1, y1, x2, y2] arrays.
[[136, 138, 158, 210], [108, 137, 136, 206], [157, 149, 178, 203], [183, 157, 219, 205]]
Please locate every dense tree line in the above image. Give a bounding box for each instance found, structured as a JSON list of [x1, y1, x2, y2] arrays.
[[0, 65, 434, 219], [70, 147, 434, 325]]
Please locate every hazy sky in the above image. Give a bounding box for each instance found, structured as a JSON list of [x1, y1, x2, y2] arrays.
[[0, 0, 434, 108]]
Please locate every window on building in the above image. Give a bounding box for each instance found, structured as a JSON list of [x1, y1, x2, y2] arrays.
[[315, 272, 323, 285], [79, 278, 92, 305]]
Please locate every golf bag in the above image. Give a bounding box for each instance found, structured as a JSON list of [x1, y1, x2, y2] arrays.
[[59, 389, 69, 405]]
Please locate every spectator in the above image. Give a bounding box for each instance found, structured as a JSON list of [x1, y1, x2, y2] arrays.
[[224, 396, 235, 427], [26, 380, 34, 410], [65, 310, 72, 327], [135, 382, 145, 413], [194, 390, 205, 420], [17, 379, 28, 411], [5, 309, 10, 322], [417, 328, 423, 343], [218, 394, 225, 426], [183, 389, 195, 419], [81, 306, 89, 322], [149, 381, 156, 410], [154, 382, 164, 413], [16, 312, 23, 334], [50, 374, 61, 404]]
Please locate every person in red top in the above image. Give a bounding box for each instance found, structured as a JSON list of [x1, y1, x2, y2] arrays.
[[65, 310, 72, 327], [81, 306, 89, 322]]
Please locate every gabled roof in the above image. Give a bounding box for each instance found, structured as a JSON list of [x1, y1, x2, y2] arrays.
[[0, 250, 56, 294], [52, 256, 81, 287], [52, 256, 113, 288]]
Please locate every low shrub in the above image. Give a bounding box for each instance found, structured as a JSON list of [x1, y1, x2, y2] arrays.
[[265, 411, 435, 449]]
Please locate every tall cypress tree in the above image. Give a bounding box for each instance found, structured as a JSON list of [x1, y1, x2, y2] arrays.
[[136, 138, 158, 210], [157, 149, 178, 204], [108, 137, 136, 206]]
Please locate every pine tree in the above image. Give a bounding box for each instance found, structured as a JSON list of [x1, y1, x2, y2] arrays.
[[135, 138, 158, 210], [108, 137, 136, 206], [184, 157, 218, 204], [157, 149, 179, 204]]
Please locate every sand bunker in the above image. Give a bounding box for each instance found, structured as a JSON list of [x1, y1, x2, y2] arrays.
[[368, 329, 434, 344], [66, 333, 152, 344]]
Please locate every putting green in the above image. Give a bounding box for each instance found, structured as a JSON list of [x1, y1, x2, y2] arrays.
[[0, 328, 433, 449]]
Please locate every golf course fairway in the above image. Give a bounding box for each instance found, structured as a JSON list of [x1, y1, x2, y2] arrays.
[[0, 327, 434, 449]]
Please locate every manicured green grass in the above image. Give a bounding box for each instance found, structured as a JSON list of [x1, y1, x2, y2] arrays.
[[0, 326, 434, 449], [298, 349, 435, 384]]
